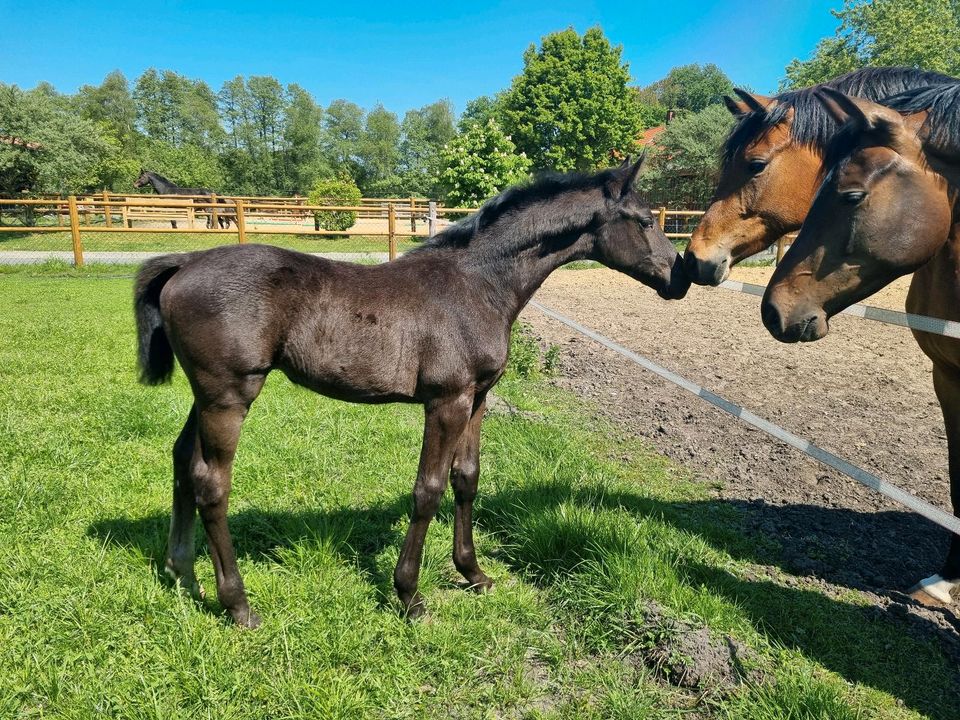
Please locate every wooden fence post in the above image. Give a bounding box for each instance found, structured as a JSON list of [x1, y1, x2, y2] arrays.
[[210, 193, 219, 230], [658, 206, 667, 231], [428, 201, 437, 237], [68, 195, 84, 267], [409, 197, 416, 232], [388, 202, 397, 261], [103, 190, 112, 228], [235, 199, 247, 244]]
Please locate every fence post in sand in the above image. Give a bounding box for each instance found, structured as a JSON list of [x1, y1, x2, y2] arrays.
[[388, 202, 397, 261], [68, 195, 84, 267], [428, 201, 437, 237], [103, 190, 112, 228]]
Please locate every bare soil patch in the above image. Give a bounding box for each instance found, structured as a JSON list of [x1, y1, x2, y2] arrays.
[[521, 266, 960, 648]]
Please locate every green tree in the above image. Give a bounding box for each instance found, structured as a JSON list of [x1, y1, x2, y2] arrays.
[[360, 104, 401, 194], [283, 84, 328, 193], [638, 104, 734, 208], [0, 84, 114, 194], [647, 64, 734, 113], [399, 100, 456, 196], [322, 99, 365, 183], [783, 0, 960, 89], [436, 119, 531, 206], [498, 27, 644, 171], [75, 71, 136, 148]]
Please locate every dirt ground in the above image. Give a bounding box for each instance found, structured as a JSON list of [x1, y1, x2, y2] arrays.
[[520, 265, 960, 648]]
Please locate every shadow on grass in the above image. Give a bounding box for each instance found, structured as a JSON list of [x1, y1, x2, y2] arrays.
[[89, 481, 960, 718]]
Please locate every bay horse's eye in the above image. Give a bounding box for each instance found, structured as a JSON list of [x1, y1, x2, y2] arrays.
[[747, 159, 768, 175], [842, 190, 867, 205]]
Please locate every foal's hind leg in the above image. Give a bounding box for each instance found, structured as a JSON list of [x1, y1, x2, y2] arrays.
[[192, 376, 266, 627], [451, 396, 493, 592], [910, 364, 960, 607], [165, 405, 202, 597], [394, 392, 473, 618]]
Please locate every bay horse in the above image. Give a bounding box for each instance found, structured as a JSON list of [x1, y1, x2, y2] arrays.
[[133, 169, 234, 230], [134, 157, 690, 627], [683, 67, 955, 286], [761, 85, 960, 607]]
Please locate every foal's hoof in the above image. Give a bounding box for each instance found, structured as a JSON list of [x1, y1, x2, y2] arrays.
[[399, 593, 427, 621], [907, 584, 952, 609], [464, 575, 494, 594], [230, 607, 262, 629], [163, 563, 205, 599]]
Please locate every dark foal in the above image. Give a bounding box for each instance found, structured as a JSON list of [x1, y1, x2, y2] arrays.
[[135, 157, 690, 627]]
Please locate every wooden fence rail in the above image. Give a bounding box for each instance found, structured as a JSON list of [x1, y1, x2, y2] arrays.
[[0, 196, 755, 267]]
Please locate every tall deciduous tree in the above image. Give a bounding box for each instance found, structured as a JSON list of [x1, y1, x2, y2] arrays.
[[783, 0, 960, 89], [499, 27, 644, 172], [322, 99, 365, 183], [436, 118, 531, 206], [360, 104, 401, 194], [399, 100, 456, 196], [647, 64, 734, 113]]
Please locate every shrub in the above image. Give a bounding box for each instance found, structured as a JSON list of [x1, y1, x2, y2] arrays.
[[307, 178, 362, 232]]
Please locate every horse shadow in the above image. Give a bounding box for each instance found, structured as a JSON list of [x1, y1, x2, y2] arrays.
[[89, 479, 960, 718]]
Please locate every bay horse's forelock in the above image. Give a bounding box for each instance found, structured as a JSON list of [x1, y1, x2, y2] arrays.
[[135, 162, 688, 626]]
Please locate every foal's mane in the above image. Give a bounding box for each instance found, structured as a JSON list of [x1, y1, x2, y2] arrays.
[[722, 67, 956, 169], [411, 169, 618, 254]]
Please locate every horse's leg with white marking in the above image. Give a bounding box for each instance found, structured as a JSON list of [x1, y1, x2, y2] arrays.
[[394, 392, 473, 618], [451, 396, 493, 592], [165, 405, 203, 597], [911, 363, 960, 606], [193, 376, 265, 627]]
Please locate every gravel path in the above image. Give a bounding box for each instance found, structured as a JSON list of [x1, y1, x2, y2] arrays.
[[521, 266, 960, 645]]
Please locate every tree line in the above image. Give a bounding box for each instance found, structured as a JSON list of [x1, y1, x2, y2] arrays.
[[2, 0, 958, 207]]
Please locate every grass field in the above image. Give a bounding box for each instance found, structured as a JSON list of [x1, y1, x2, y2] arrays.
[[0, 230, 420, 254], [0, 266, 955, 719]]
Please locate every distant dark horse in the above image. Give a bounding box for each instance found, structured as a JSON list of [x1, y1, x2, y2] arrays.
[[133, 169, 234, 230], [134, 157, 690, 627]]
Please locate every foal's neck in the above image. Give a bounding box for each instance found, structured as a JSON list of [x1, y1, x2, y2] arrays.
[[465, 199, 599, 321]]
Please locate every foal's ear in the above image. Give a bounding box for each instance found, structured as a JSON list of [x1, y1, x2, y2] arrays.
[[619, 155, 631, 169], [620, 152, 647, 197], [815, 87, 903, 133], [733, 89, 776, 114]]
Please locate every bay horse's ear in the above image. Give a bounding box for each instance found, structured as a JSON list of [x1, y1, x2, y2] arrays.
[[815, 87, 903, 133], [723, 95, 750, 117], [621, 151, 647, 197], [733, 88, 776, 114]]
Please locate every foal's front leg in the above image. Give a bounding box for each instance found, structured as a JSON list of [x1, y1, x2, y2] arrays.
[[394, 392, 473, 618], [451, 396, 493, 592]]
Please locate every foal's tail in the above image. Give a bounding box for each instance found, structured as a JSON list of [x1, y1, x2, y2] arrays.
[[134, 254, 192, 385]]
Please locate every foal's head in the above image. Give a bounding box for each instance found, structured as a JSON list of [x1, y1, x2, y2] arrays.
[[133, 169, 151, 188], [590, 155, 690, 299], [762, 89, 956, 343]]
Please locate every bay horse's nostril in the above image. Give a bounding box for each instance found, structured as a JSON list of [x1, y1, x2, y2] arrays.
[[760, 300, 784, 337]]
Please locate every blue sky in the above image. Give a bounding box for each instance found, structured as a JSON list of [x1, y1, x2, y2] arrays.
[[0, 0, 840, 115]]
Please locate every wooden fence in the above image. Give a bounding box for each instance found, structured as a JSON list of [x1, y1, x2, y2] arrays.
[[0, 195, 776, 267]]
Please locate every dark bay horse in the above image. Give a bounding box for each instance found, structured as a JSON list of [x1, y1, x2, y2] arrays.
[[761, 85, 960, 607], [683, 67, 955, 286], [133, 169, 234, 230], [134, 157, 690, 627]]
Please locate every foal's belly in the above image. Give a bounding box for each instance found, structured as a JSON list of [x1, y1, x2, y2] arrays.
[[277, 311, 421, 403]]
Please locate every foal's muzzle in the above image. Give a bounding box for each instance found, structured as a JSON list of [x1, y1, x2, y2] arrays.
[[657, 255, 691, 300]]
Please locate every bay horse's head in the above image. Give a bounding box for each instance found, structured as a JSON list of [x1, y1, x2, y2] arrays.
[[761, 89, 955, 343], [133, 168, 151, 188], [593, 154, 690, 300], [684, 89, 824, 285]]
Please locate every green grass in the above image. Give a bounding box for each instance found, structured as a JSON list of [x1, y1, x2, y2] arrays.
[[0, 274, 956, 718], [0, 230, 420, 254]]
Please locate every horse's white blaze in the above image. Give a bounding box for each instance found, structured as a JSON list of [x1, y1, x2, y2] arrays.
[[917, 574, 959, 603]]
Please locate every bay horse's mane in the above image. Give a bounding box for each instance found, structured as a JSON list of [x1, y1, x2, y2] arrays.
[[411, 168, 620, 255], [821, 81, 960, 178], [722, 67, 956, 170]]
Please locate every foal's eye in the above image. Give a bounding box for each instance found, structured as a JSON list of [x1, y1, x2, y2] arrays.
[[639, 216, 654, 228], [747, 159, 768, 175], [841, 190, 867, 205]]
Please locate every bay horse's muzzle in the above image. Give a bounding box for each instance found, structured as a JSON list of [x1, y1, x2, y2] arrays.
[[760, 298, 828, 343], [683, 248, 729, 286]]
